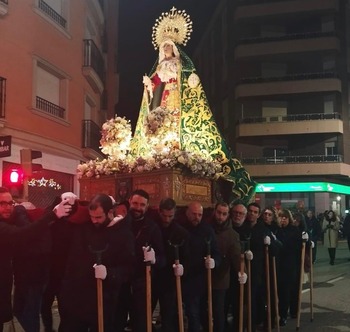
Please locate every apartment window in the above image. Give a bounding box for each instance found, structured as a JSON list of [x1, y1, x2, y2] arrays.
[[262, 101, 287, 121], [323, 56, 335, 71], [321, 16, 335, 32], [325, 142, 337, 156], [37, 0, 67, 29], [35, 61, 67, 119], [261, 63, 287, 78], [324, 95, 335, 114]]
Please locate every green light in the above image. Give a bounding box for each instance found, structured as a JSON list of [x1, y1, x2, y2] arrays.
[[256, 182, 350, 195]]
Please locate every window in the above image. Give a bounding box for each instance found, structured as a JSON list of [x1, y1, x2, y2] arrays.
[[34, 60, 68, 120], [262, 101, 287, 121], [325, 142, 337, 156]]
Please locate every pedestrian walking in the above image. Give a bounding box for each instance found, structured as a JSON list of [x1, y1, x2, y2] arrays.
[[322, 210, 340, 265]]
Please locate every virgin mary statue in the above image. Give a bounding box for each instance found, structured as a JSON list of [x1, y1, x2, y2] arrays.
[[131, 7, 255, 203]]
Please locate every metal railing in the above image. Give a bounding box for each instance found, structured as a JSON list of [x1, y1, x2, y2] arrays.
[[239, 71, 337, 84], [36, 96, 65, 119], [38, 0, 66, 28], [242, 154, 343, 165], [0, 77, 6, 118], [83, 39, 105, 83], [238, 112, 341, 124], [82, 119, 101, 152], [238, 31, 337, 45]]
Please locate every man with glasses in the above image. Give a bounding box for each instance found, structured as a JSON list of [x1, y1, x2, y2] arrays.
[[0, 187, 71, 332]]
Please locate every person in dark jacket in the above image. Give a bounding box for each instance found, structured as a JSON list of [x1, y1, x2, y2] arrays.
[[0, 186, 71, 332], [304, 210, 322, 263], [118, 189, 165, 332], [276, 209, 308, 327], [209, 202, 244, 332], [152, 198, 190, 332], [59, 193, 135, 332], [182, 201, 221, 332]]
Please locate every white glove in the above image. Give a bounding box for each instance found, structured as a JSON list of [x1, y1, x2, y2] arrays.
[[245, 250, 253, 261], [53, 198, 72, 218], [204, 257, 215, 269], [311, 241, 315, 249], [173, 263, 184, 277], [61, 192, 77, 205], [302, 232, 309, 241], [93, 264, 107, 280], [264, 236, 271, 246], [143, 75, 153, 99], [238, 272, 247, 284], [143, 246, 156, 264]]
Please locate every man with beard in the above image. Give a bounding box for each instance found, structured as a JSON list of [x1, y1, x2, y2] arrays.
[[125, 189, 165, 332], [59, 194, 135, 332]]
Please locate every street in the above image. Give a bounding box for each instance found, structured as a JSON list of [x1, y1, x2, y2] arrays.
[[4, 241, 350, 332]]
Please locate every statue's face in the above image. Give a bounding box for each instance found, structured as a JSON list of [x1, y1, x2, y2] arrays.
[[163, 43, 173, 57]]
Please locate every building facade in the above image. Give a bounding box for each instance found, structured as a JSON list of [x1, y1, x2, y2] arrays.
[[193, 0, 350, 216], [0, 0, 119, 207]]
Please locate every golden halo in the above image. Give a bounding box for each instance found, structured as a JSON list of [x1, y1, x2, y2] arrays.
[[152, 7, 193, 49]]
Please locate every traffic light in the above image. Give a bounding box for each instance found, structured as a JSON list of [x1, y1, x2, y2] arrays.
[[20, 149, 43, 177], [6, 168, 24, 198]]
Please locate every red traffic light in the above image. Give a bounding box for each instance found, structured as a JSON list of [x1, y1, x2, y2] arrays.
[[9, 169, 22, 184]]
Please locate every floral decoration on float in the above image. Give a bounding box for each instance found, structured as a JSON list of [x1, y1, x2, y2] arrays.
[[77, 114, 223, 180]]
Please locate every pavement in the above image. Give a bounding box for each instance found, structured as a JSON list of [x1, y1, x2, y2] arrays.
[[4, 240, 350, 332]]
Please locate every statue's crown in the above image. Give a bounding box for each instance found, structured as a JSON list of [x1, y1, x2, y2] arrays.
[[152, 7, 193, 49]]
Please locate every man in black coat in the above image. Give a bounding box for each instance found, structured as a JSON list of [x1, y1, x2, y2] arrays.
[[182, 201, 221, 332], [59, 193, 135, 332], [122, 189, 166, 332], [153, 198, 190, 332], [0, 186, 71, 332]]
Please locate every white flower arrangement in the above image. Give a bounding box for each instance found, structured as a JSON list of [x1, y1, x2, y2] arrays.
[[99, 116, 132, 158], [77, 149, 222, 180], [145, 106, 175, 135]]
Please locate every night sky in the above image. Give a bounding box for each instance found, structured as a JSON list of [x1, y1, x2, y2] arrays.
[[116, 0, 218, 128]]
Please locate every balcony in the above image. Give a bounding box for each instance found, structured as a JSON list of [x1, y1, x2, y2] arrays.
[[0, 77, 6, 118], [235, 31, 340, 59], [36, 96, 65, 119], [241, 154, 350, 177], [235, 0, 338, 20], [235, 72, 341, 98], [38, 0, 66, 28], [0, 0, 8, 16], [82, 119, 104, 159], [83, 39, 105, 94], [237, 112, 343, 137]]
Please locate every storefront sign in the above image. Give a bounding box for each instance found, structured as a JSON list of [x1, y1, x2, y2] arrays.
[[0, 136, 11, 158], [256, 182, 350, 195]]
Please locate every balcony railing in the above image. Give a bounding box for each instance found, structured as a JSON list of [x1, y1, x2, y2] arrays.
[[83, 39, 105, 83], [239, 71, 337, 84], [38, 0, 66, 28], [36, 96, 65, 119], [82, 119, 102, 152], [238, 0, 293, 5], [0, 77, 6, 118], [238, 112, 341, 124], [242, 154, 343, 165], [238, 31, 337, 45]]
